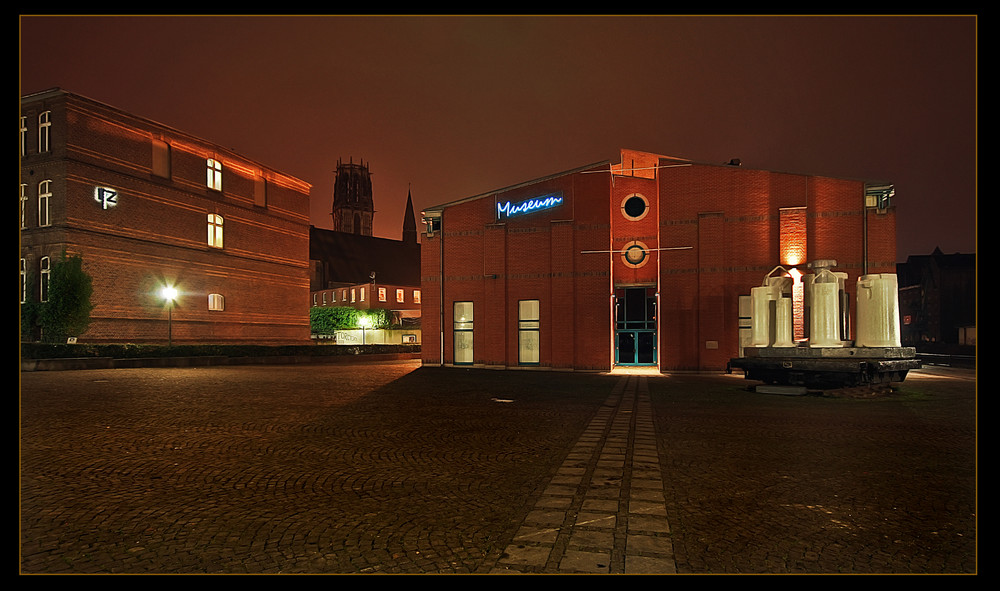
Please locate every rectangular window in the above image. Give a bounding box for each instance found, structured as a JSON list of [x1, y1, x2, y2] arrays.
[[378, 287, 387, 302], [38, 180, 51, 227], [152, 139, 171, 178], [518, 299, 540, 365], [351, 288, 356, 303], [360, 287, 366, 302], [208, 293, 225, 311], [207, 213, 224, 248], [453, 301, 474, 365], [207, 158, 223, 191], [414, 290, 421, 304], [396, 288, 405, 303]]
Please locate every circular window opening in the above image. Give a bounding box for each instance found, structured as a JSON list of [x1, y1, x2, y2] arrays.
[[621, 194, 649, 221], [622, 241, 650, 268]]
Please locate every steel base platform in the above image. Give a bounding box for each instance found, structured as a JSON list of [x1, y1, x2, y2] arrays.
[[729, 345, 921, 388]]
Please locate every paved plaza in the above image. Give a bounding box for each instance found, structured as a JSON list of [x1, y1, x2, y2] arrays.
[[20, 359, 977, 574]]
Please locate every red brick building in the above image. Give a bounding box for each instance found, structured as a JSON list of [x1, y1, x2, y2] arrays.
[[20, 89, 313, 344], [420, 149, 897, 372]]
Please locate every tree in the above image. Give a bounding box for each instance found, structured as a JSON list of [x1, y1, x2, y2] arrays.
[[37, 252, 95, 343]]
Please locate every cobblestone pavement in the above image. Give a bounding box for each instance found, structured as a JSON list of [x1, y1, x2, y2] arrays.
[[20, 360, 976, 574]]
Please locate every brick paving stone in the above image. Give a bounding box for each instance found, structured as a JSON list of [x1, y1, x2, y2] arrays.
[[20, 361, 976, 574]]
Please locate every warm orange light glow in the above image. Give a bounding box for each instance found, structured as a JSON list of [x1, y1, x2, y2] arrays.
[[779, 207, 807, 266], [788, 268, 805, 341]]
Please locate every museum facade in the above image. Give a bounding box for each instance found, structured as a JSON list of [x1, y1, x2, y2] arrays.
[[419, 149, 897, 372]]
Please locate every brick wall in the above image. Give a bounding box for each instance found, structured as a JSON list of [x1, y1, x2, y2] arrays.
[[20, 90, 312, 344]]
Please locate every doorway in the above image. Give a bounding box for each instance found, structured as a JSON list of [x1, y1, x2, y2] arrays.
[[615, 286, 657, 366]]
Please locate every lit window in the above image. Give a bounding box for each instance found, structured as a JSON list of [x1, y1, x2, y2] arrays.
[[378, 287, 387, 302], [342, 289, 347, 302], [351, 289, 356, 303], [313, 293, 318, 306], [38, 111, 51, 153], [207, 158, 223, 191], [322, 292, 327, 305], [19, 116, 27, 156], [396, 288, 405, 303], [20, 184, 27, 229], [207, 213, 224, 248], [518, 300, 540, 365], [414, 290, 421, 304], [39, 256, 50, 302], [453, 301, 474, 365], [20, 258, 26, 303], [38, 180, 51, 227], [208, 293, 225, 311], [621, 240, 650, 269], [360, 287, 366, 302]]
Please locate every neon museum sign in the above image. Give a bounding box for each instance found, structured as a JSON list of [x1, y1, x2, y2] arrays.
[[496, 192, 564, 220]]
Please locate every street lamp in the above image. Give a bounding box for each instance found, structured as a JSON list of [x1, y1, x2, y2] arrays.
[[358, 313, 370, 345], [161, 286, 177, 346]]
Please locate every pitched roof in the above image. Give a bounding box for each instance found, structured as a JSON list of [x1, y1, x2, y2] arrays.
[[309, 226, 421, 287]]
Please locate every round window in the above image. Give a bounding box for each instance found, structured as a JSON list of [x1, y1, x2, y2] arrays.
[[621, 241, 650, 268], [621, 194, 649, 221]]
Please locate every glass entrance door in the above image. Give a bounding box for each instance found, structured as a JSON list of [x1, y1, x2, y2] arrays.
[[615, 287, 657, 366]]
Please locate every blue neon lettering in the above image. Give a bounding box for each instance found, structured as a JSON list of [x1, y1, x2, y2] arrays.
[[497, 194, 563, 219]]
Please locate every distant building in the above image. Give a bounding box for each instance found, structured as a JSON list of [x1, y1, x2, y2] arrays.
[[329, 157, 375, 236], [420, 148, 898, 372], [897, 248, 976, 346], [19, 89, 313, 344], [309, 159, 421, 332]]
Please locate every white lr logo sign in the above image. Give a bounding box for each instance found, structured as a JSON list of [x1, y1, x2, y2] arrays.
[[94, 186, 118, 209]]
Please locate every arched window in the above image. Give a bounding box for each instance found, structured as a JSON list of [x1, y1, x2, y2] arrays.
[[39, 256, 50, 302], [207, 214, 224, 248], [38, 180, 52, 227]]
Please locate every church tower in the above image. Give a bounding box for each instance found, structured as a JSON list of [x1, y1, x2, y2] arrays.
[[402, 189, 417, 244], [331, 157, 374, 235]]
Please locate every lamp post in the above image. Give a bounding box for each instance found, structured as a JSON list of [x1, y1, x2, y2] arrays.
[[161, 286, 177, 346]]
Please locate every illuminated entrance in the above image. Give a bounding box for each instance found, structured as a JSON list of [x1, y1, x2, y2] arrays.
[[615, 286, 657, 365]]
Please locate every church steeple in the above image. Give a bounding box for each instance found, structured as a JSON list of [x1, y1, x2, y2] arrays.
[[331, 157, 374, 236], [403, 188, 417, 243]]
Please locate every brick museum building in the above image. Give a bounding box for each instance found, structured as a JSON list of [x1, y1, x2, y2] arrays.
[[19, 89, 313, 344], [420, 149, 897, 372]]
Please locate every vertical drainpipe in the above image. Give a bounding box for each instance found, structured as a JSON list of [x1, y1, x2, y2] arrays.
[[862, 187, 869, 276], [439, 214, 445, 365]]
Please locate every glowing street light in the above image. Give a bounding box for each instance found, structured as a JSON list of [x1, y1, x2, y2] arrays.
[[358, 313, 370, 345], [161, 285, 178, 346]]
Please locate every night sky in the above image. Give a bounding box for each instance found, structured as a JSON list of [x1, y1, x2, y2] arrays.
[[19, 15, 977, 261]]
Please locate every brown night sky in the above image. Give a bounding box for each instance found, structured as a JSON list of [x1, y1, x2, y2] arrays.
[[19, 15, 977, 261]]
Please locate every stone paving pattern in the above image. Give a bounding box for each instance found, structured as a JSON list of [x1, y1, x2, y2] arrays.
[[20, 360, 976, 574]]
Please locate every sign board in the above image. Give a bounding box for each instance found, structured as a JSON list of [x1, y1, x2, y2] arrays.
[[94, 186, 119, 210]]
